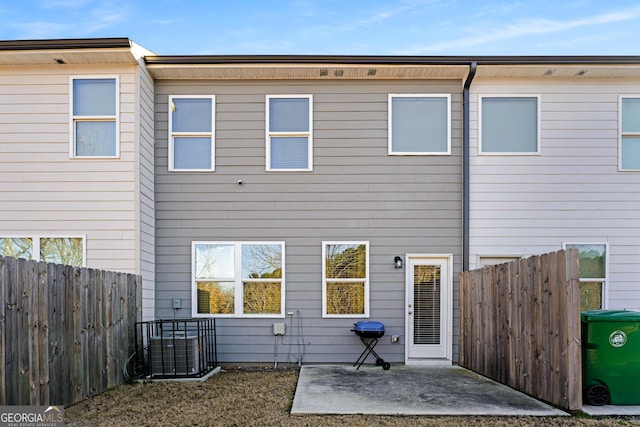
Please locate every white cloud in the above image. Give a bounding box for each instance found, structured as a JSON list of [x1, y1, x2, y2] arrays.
[[40, 0, 92, 8], [399, 5, 640, 54], [9, 21, 71, 39]]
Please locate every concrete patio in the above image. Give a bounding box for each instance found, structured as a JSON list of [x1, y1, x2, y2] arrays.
[[291, 364, 568, 416]]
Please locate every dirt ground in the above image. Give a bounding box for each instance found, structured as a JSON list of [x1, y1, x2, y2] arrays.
[[65, 367, 640, 427]]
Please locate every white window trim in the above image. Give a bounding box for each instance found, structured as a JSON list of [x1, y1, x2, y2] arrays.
[[478, 94, 541, 155], [168, 95, 216, 172], [618, 95, 640, 172], [322, 241, 370, 318], [1, 235, 87, 267], [265, 94, 313, 171], [69, 76, 120, 159], [191, 241, 285, 318], [476, 255, 524, 268], [562, 242, 609, 309], [388, 94, 451, 156]]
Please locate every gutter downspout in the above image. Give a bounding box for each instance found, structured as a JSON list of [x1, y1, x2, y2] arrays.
[[462, 61, 477, 272]]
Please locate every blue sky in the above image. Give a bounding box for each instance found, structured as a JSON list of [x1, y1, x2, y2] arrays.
[[1, 0, 639, 55]]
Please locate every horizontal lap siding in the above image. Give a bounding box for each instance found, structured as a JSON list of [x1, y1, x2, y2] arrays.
[[138, 61, 156, 320], [0, 65, 140, 273], [469, 79, 640, 310], [154, 80, 463, 364]]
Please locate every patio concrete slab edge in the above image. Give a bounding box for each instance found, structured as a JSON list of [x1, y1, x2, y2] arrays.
[[291, 365, 568, 416], [582, 405, 640, 416]]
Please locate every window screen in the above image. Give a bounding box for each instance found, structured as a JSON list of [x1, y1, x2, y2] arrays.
[[481, 96, 539, 153]]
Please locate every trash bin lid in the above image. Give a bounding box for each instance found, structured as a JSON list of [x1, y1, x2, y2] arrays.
[[581, 310, 640, 322]]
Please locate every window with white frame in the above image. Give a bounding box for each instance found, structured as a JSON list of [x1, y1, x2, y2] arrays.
[[479, 95, 540, 154], [169, 96, 215, 171], [192, 241, 284, 317], [322, 241, 369, 317], [478, 256, 521, 267], [564, 243, 608, 311], [388, 94, 451, 155], [70, 77, 118, 157], [620, 97, 640, 170], [1, 236, 85, 267], [266, 95, 313, 171]]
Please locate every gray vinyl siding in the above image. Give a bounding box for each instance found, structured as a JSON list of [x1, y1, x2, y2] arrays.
[[0, 65, 142, 273], [137, 60, 156, 321], [469, 78, 640, 310], [154, 80, 463, 364]]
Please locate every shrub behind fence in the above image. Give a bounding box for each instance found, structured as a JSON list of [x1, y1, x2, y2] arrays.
[[0, 256, 140, 407]]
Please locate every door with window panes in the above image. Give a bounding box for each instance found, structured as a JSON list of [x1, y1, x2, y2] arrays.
[[406, 255, 452, 362]]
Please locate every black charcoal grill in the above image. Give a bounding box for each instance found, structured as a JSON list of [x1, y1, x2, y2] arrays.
[[351, 321, 390, 370]]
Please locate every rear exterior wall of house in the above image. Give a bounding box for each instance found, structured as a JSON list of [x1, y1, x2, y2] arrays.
[[0, 62, 155, 320], [153, 79, 464, 364], [469, 78, 640, 311]]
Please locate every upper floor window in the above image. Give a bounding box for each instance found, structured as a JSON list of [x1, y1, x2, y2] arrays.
[[322, 241, 369, 318], [388, 94, 451, 155], [1, 236, 85, 267], [266, 95, 313, 171], [479, 95, 540, 154], [563, 243, 608, 311], [169, 96, 215, 171], [620, 97, 640, 171], [70, 77, 118, 158], [192, 241, 285, 317]]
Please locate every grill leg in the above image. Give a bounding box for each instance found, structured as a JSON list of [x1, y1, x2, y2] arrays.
[[353, 337, 379, 370]]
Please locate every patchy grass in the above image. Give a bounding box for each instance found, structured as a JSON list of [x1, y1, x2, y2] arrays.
[[66, 368, 640, 426]]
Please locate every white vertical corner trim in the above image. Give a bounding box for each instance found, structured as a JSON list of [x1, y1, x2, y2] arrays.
[[265, 94, 313, 171], [478, 94, 541, 155], [167, 95, 216, 172], [69, 75, 120, 159], [388, 93, 452, 156]]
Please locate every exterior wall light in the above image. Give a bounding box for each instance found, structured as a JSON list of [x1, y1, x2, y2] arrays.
[[394, 256, 403, 269]]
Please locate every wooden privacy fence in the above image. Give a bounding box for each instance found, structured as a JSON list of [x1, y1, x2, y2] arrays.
[[459, 249, 582, 410], [0, 255, 140, 407]]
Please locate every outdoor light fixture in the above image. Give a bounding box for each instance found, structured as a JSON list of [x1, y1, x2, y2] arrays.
[[394, 256, 403, 269]]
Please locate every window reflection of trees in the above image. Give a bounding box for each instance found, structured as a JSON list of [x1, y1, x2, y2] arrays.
[[325, 244, 366, 315], [1, 237, 33, 259], [1, 237, 82, 267], [40, 238, 83, 266], [195, 243, 283, 315]]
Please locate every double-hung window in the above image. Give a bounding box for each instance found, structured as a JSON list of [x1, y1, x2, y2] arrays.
[[479, 95, 540, 154], [192, 241, 284, 317], [70, 77, 118, 157], [620, 96, 640, 170], [388, 94, 451, 155], [322, 241, 369, 318], [266, 95, 313, 171], [169, 96, 215, 171], [1, 236, 85, 267], [563, 243, 608, 310]]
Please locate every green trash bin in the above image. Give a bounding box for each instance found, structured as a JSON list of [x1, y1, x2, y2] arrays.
[[581, 310, 640, 405]]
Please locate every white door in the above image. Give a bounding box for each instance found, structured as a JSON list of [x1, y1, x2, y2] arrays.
[[405, 255, 452, 363]]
